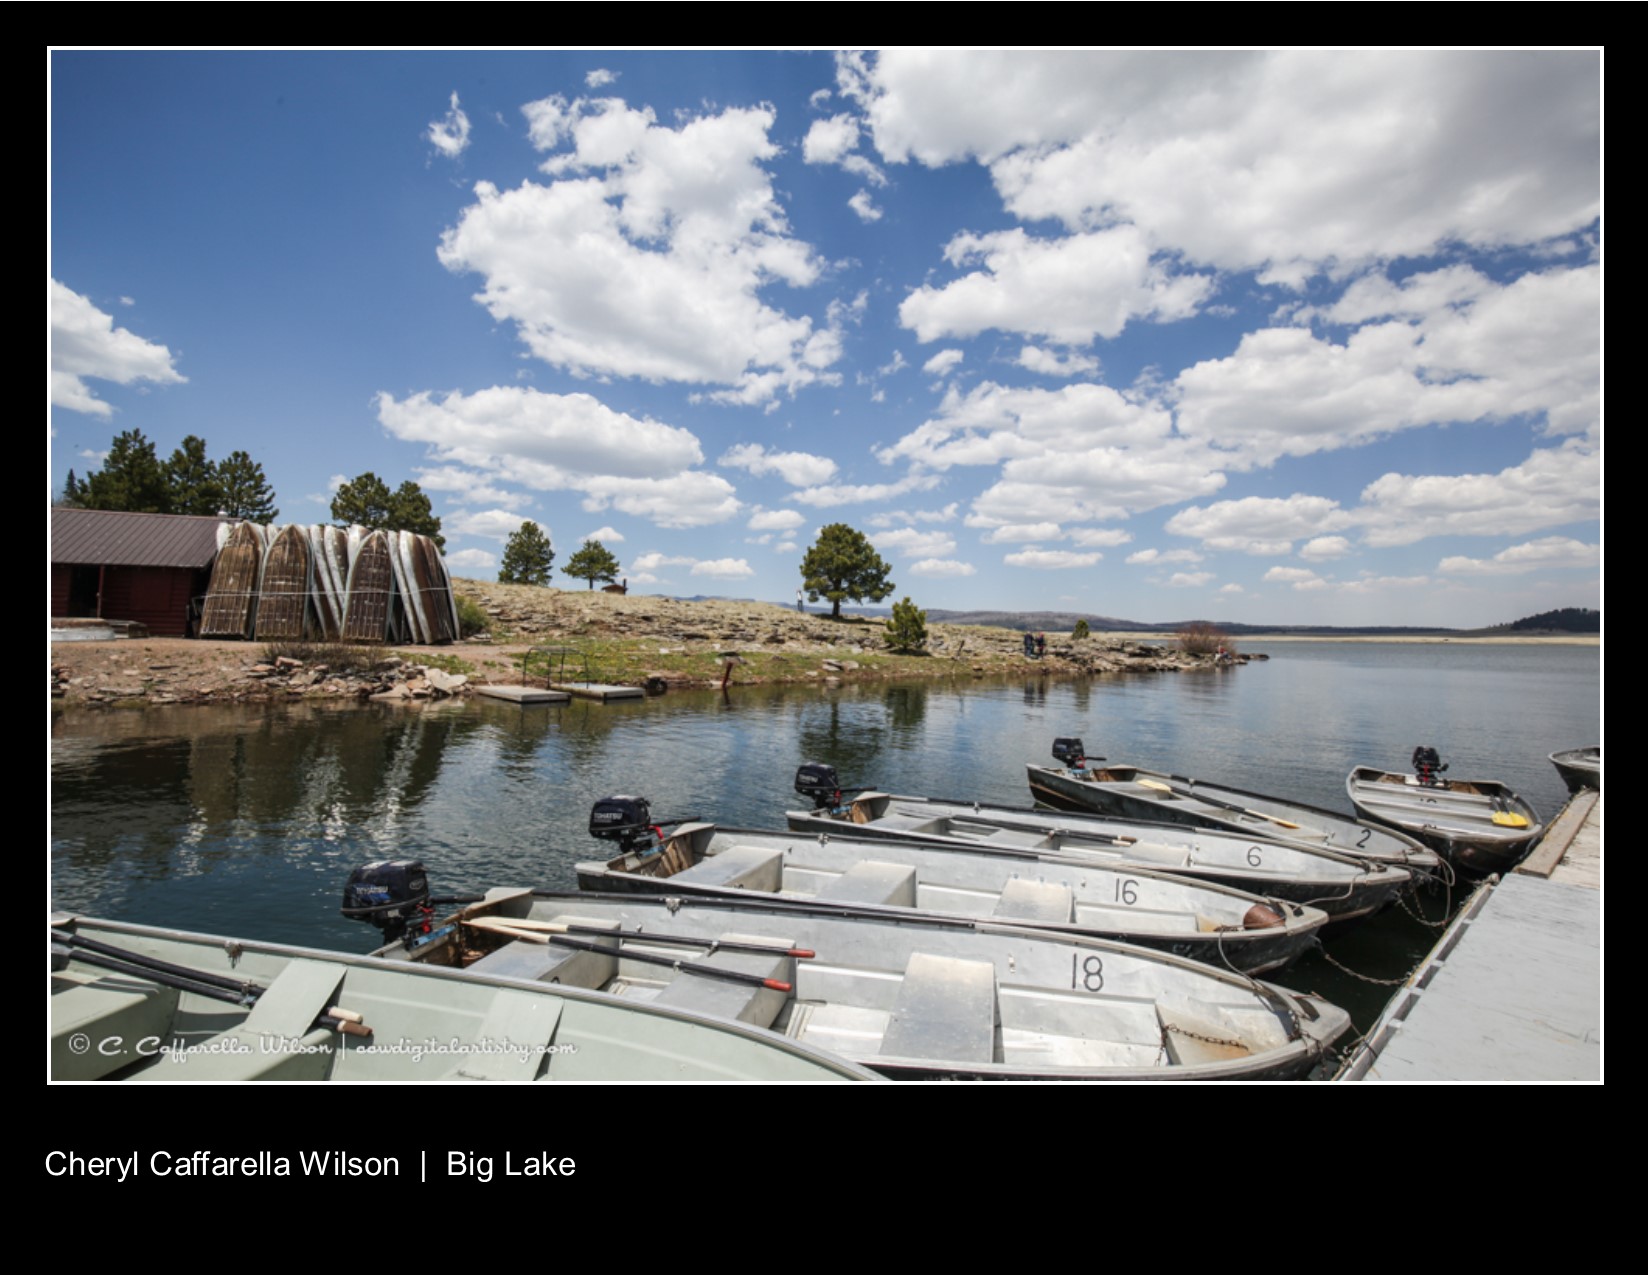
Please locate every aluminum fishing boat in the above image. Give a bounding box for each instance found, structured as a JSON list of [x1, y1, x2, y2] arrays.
[[573, 800, 1328, 975], [360, 878, 1349, 1081], [51, 912, 875, 1082], [787, 767, 1414, 930], [1347, 756, 1545, 875], [1027, 738, 1440, 874]]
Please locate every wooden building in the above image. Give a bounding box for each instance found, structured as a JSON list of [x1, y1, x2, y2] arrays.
[[51, 508, 227, 637]]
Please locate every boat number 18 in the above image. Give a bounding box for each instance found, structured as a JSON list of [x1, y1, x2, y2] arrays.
[[1072, 953, 1105, 992]]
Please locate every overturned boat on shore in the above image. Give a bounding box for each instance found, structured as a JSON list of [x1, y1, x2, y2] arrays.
[[51, 912, 874, 1082], [354, 868, 1350, 1081], [573, 800, 1329, 975]]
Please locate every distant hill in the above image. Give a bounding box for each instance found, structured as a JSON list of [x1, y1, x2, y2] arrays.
[[1496, 607, 1600, 634]]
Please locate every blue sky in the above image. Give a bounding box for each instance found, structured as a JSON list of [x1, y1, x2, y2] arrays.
[[49, 50, 1601, 628]]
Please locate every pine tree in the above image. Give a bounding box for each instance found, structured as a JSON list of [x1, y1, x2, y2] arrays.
[[77, 429, 171, 512], [331, 472, 440, 547], [165, 435, 224, 516], [800, 523, 894, 619], [498, 521, 556, 586], [885, 597, 927, 652], [215, 451, 279, 522], [563, 539, 621, 590]]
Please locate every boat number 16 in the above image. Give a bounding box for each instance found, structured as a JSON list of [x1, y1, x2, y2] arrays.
[[1071, 953, 1105, 992]]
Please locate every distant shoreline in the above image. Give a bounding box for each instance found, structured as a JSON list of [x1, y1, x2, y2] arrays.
[[1090, 632, 1599, 646]]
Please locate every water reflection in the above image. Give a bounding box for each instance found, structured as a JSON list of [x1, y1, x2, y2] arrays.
[[52, 643, 1599, 1029]]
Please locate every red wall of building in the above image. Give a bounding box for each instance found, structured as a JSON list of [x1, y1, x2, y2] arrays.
[[52, 566, 203, 636]]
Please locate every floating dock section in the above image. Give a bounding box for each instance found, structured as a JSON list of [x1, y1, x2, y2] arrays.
[[1337, 792, 1601, 1082], [549, 682, 644, 701], [475, 685, 570, 705]]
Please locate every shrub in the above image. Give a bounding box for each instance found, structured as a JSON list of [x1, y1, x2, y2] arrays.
[[456, 595, 490, 638], [1072, 619, 1090, 640], [1176, 622, 1235, 657], [885, 596, 928, 653]]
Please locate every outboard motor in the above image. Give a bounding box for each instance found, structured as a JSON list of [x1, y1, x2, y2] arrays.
[[589, 795, 661, 855], [795, 763, 845, 810], [1411, 746, 1448, 787], [1052, 737, 1098, 771], [342, 860, 431, 942]]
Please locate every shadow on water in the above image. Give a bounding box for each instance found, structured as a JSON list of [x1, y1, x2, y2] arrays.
[[52, 642, 1599, 1033]]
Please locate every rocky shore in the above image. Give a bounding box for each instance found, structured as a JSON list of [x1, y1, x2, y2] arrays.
[[50, 580, 1246, 710]]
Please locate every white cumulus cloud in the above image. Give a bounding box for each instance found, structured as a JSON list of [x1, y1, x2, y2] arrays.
[[50, 280, 186, 417]]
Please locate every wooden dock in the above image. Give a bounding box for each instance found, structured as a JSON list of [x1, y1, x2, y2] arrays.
[[475, 685, 571, 705], [1337, 791, 1601, 1082]]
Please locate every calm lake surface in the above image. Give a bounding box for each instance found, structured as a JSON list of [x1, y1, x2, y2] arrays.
[[50, 641, 1601, 1032]]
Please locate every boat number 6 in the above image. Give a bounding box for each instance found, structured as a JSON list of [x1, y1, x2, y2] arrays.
[[1246, 845, 1263, 867], [1072, 953, 1105, 992]]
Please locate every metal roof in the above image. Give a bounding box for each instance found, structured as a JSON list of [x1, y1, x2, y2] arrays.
[[51, 508, 228, 569]]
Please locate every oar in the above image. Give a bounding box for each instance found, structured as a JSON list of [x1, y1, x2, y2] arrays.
[[52, 935, 370, 1036], [1490, 796, 1531, 829], [1135, 778, 1302, 830], [472, 915, 815, 958], [461, 920, 793, 991]]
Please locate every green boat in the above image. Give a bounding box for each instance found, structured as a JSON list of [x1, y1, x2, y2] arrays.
[[50, 913, 879, 1083]]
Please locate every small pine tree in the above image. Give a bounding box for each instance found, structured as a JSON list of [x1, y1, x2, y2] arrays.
[[1073, 619, 1090, 640], [499, 521, 556, 586], [563, 539, 621, 590], [885, 596, 928, 653]]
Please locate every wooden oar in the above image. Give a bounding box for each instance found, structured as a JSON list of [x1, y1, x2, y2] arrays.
[[1135, 778, 1302, 830], [52, 934, 371, 1036], [462, 919, 795, 991], [467, 915, 815, 958]]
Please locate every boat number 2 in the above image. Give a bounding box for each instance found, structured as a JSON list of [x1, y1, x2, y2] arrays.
[[1246, 845, 1264, 866], [1072, 953, 1105, 992], [1114, 879, 1139, 905], [1357, 829, 1371, 849]]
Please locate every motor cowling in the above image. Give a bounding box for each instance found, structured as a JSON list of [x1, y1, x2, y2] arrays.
[[795, 763, 843, 808], [1411, 746, 1448, 786], [590, 795, 657, 853], [342, 860, 430, 936], [1052, 737, 1089, 769]]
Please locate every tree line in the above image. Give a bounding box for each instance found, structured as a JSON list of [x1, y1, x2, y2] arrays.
[[61, 430, 279, 522], [59, 429, 451, 550]]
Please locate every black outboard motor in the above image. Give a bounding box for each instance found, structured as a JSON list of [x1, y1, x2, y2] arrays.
[[342, 860, 431, 942], [1053, 737, 1098, 771], [795, 763, 844, 810], [1412, 746, 1448, 787], [589, 795, 661, 855]]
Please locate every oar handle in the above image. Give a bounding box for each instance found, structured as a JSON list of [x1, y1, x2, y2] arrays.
[[545, 933, 794, 993]]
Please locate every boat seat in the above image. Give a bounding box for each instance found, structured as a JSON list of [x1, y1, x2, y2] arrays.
[[466, 917, 621, 989], [880, 952, 999, 1065], [436, 987, 565, 1082], [51, 968, 181, 1080], [814, 860, 917, 907], [650, 932, 794, 1030], [671, 846, 784, 892], [992, 878, 1075, 924]]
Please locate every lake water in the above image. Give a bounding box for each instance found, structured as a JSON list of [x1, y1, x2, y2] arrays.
[[50, 641, 1601, 1032]]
